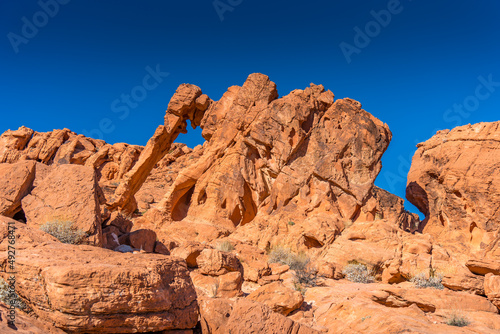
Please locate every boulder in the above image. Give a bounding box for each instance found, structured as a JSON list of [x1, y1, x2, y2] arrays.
[[170, 241, 206, 267], [247, 281, 304, 316], [0, 161, 36, 218], [196, 248, 242, 276], [190, 271, 243, 298], [118, 229, 157, 253], [299, 280, 500, 333], [21, 164, 103, 245], [407, 122, 500, 258], [0, 243, 198, 333], [199, 297, 320, 334], [0, 215, 59, 251], [484, 273, 500, 310], [0, 303, 65, 334], [0, 126, 34, 163], [466, 259, 500, 276]]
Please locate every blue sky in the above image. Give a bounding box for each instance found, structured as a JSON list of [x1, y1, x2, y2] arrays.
[[1, 1, 499, 217]]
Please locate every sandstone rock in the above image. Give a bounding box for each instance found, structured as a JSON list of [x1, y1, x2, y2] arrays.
[[190, 271, 243, 298], [154, 241, 170, 255], [0, 126, 34, 163], [466, 259, 500, 276], [170, 241, 206, 267], [144, 75, 392, 251], [118, 229, 157, 253], [0, 303, 66, 334], [196, 248, 242, 276], [103, 228, 121, 250], [199, 297, 320, 334], [270, 263, 290, 275], [407, 122, 500, 258], [135, 143, 197, 213], [107, 212, 133, 234], [484, 273, 500, 309], [0, 243, 198, 333], [217, 271, 243, 298], [368, 286, 497, 313], [0, 161, 35, 218], [108, 84, 211, 214], [233, 244, 271, 282], [247, 281, 304, 316], [0, 215, 59, 250], [21, 164, 103, 245], [301, 280, 500, 333]]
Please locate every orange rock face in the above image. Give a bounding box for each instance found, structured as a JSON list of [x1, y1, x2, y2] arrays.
[[0, 161, 35, 218], [199, 297, 320, 334], [1, 242, 198, 333], [247, 281, 304, 316], [407, 122, 500, 256], [140, 74, 394, 255], [406, 122, 500, 293], [21, 164, 104, 245], [0, 303, 66, 334]]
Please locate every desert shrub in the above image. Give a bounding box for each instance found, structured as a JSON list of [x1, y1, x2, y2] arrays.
[[0, 277, 27, 310], [269, 246, 317, 287], [268, 246, 309, 271], [342, 263, 375, 283], [410, 268, 444, 289], [295, 266, 318, 287], [216, 240, 234, 252], [446, 312, 470, 327], [40, 220, 87, 244], [288, 221, 295, 226]]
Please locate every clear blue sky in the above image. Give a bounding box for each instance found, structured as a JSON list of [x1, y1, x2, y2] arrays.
[[1, 1, 499, 216]]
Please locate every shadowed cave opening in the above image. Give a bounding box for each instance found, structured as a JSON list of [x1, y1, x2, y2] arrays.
[[171, 186, 195, 221], [13, 209, 27, 223]]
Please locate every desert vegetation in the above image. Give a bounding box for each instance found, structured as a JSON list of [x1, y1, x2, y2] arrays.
[[342, 262, 375, 283], [410, 268, 444, 290], [39, 219, 87, 244]]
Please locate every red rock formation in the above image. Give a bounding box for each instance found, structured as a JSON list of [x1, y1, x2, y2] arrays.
[[406, 122, 500, 292], [108, 84, 212, 214], [0, 304, 66, 334], [199, 297, 320, 333], [247, 281, 304, 316], [138, 74, 394, 256], [0, 242, 198, 333], [0, 161, 35, 218], [407, 122, 500, 254], [21, 164, 104, 245]]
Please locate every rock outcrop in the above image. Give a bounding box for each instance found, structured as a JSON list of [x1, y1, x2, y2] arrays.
[[407, 122, 500, 256], [21, 164, 104, 245], [406, 122, 500, 293], [0, 242, 198, 333], [0, 161, 35, 218], [199, 297, 320, 334]]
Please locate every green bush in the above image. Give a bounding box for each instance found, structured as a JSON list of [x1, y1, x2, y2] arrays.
[[40, 220, 87, 244], [342, 263, 375, 283], [216, 240, 235, 252], [446, 313, 470, 327], [410, 269, 444, 290]]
